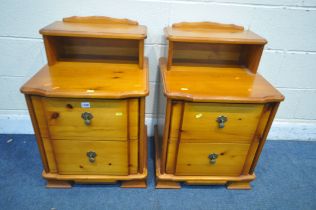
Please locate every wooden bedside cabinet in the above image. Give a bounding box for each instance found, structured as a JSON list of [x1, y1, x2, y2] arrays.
[[155, 22, 284, 189], [20, 16, 148, 188]]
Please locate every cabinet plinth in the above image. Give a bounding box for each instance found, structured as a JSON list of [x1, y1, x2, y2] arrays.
[[156, 21, 284, 189], [21, 16, 148, 188]]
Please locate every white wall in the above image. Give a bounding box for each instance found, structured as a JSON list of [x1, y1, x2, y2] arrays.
[[0, 0, 315, 140]]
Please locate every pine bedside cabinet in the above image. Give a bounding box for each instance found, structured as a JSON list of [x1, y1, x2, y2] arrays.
[[20, 16, 149, 188], [155, 22, 284, 189]]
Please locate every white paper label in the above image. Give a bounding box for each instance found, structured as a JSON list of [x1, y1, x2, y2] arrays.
[[81, 102, 90, 108]]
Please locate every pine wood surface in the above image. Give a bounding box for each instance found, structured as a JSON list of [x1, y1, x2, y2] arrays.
[[154, 125, 256, 188], [175, 142, 250, 176], [41, 98, 138, 141], [160, 58, 284, 103], [52, 140, 129, 175], [165, 21, 266, 44], [41, 125, 148, 187], [40, 16, 146, 39], [180, 102, 263, 143], [20, 60, 149, 98], [156, 21, 283, 189], [22, 16, 148, 188]]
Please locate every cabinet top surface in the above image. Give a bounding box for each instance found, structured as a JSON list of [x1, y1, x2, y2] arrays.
[[40, 16, 147, 39], [160, 58, 284, 103], [21, 60, 149, 98], [165, 22, 266, 44]]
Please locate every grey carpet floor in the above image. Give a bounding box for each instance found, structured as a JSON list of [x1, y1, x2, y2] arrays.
[[0, 134, 315, 210]]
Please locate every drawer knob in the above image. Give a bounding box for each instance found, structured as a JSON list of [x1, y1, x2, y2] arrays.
[[81, 112, 93, 125], [216, 115, 227, 128], [87, 151, 97, 163], [208, 153, 218, 164]]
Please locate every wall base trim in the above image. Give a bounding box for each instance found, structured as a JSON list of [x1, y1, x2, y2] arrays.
[[0, 114, 315, 141]]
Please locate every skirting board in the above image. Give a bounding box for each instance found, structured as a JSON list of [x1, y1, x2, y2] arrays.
[[0, 114, 315, 141]]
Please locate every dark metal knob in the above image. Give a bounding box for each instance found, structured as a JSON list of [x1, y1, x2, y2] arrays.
[[86, 151, 97, 163], [208, 153, 218, 164], [216, 116, 227, 128], [81, 112, 93, 125]]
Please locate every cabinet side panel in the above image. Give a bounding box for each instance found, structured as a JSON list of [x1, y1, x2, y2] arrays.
[[31, 96, 58, 172], [129, 140, 138, 174], [129, 98, 139, 140], [242, 104, 272, 174], [169, 102, 183, 141], [250, 103, 280, 173], [166, 141, 177, 173], [43, 36, 58, 65], [240, 44, 264, 73], [160, 99, 172, 173], [31, 96, 49, 138], [166, 102, 183, 173], [128, 98, 139, 174], [138, 97, 146, 173], [25, 95, 49, 172], [42, 138, 57, 173]]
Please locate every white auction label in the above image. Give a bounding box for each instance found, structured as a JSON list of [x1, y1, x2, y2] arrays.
[[81, 102, 91, 108]]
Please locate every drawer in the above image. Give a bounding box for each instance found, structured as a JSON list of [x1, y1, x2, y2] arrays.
[[52, 140, 128, 175], [180, 103, 263, 143], [42, 98, 138, 141], [176, 142, 250, 176]]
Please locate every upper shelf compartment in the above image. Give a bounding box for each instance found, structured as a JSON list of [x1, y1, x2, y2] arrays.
[[40, 16, 147, 68], [164, 22, 267, 73]]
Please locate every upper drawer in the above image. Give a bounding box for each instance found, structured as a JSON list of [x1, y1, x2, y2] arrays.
[[39, 97, 138, 141], [180, 102, 263, 143]]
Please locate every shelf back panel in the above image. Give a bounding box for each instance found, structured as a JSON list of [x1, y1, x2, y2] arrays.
[[45, 36, 139, 64], [171, 42, 264, 73]]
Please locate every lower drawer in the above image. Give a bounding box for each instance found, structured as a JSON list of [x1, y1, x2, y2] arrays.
[[175, 142, 250, 176], [52, 140, 128, 175]]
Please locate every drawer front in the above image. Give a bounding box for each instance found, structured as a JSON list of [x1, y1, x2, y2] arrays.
[[176, 143, 250, 176], [181, 103, 263, 143], [52, 140, 128, 175], [42, 98, 138, 141]]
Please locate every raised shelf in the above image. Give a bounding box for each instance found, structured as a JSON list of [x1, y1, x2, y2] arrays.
[[165, 21, 266, 44], [40, 16, 147, 39]]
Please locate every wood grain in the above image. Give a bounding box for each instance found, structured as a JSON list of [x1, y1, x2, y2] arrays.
[[175, 142, 250, 176], [160, 58, 284, 103], [250, 103, 280, 174], [154, 125, 256, 187], [43, 36, 58, 65], [63, 16, 139, 25], [21, 16, 148, 187], [40, 21, 146, 40], [52, 140, 128, 175], [41, 98, 138, 141], [172, 21, 244, 31], [138, 98, 146, 173], [156, 21, 283, 189], [43, 138, 57, 173], [173, 42, 243, 66], [180, 102, 263, 143], [55, 37, 139, 63], [25, 95, 49, 172], [20, 60, 149, 99], [242, 103, 272, 174], [165, 21, 266, 44]]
